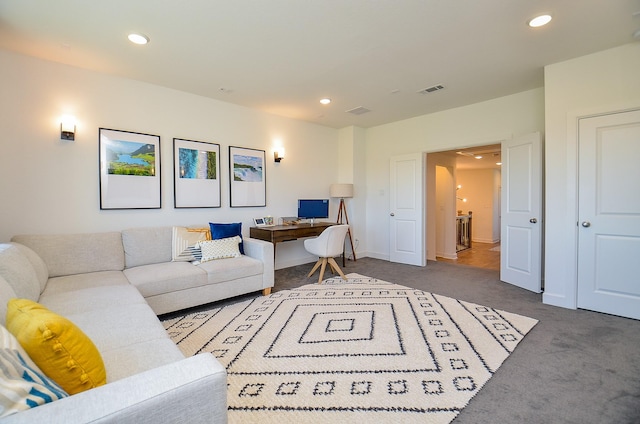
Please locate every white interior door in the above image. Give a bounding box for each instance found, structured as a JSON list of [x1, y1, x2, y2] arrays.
[[577, 109, 640, 320], [390, 153, 425, 266], [500, 132, 543, 293]]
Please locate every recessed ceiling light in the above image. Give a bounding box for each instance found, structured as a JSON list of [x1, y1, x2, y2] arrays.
[[320, 98, 331, 105], [528, 14, 552, 28], [474, 155, 483, 159], [496, 162, 503, 166], [128, 33, 150, 45]]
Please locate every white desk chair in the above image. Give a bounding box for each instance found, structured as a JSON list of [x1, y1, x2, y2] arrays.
[[304, 224, 350, 284]]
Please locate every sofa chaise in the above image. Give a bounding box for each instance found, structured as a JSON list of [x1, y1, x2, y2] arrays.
[[0, 225, 274, 423]]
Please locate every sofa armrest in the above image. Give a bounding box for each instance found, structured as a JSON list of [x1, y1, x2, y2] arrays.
[[243, 237, 274, 290], [3, 354, 227, 424]]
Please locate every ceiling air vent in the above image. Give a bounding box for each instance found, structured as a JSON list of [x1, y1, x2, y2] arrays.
[[417, 84, 445, 94], [346, 106, 371, 115]]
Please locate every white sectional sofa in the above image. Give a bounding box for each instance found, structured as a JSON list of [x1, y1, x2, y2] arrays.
[[0, 226, 274, 423]]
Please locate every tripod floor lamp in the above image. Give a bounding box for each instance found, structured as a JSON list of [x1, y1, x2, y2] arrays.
[[330, 183, 356, 266]]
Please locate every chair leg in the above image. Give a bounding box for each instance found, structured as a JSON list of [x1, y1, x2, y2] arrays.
[[317, 258, 328, 284], [327, 259, 339, 274], [327, 257, 347, 280], [307, 259, 323, 278]]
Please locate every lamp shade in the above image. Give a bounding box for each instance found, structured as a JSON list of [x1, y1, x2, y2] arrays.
[[330, 183, 353, 198]]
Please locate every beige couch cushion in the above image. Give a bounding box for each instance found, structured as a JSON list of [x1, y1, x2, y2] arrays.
[[99, 338, 184, 383], [66, 304, 173, 356], [40, 285, 146, 317], [12, 233, 124, 277], [123, 262, 207, 297], [0, 244, 40, 301], [12, 243, 48, 293], [61, 303, 184, 384], [122, 227, 172, 268], [39, 271, 131, 297], [0, 276, 17, 327], [198, 255, 263, 285]]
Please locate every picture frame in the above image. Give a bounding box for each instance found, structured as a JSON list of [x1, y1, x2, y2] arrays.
[[99, 128, 161, 209], [253, 216, 275, 227], [173, 138, 221, 208], [229, 146, 266, 207]]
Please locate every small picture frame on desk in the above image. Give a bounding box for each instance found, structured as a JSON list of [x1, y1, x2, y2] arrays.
[[253, 217, 266, 227]]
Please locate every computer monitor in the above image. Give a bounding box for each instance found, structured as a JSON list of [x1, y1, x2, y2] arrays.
[[297, 199, 329, 224]]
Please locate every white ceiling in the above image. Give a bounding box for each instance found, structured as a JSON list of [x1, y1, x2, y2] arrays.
[[450, 144, 502, 171], [1, 1, 639, 129]]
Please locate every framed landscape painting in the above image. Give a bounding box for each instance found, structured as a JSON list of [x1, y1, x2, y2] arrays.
[[173, 138, 221, 208], [229, 146, 266, 207], [99, 128, 161, 209]]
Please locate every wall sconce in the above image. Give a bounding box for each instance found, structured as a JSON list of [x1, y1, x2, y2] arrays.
[[60, 115, 76, 141], [274, 148, 285, 163], [456, 184, 467, 202]]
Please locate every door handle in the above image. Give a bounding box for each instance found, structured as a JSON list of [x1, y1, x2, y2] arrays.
[[390, 213, 395, 217], [529, 218, 537, 224], [581, 221, 591, 228]]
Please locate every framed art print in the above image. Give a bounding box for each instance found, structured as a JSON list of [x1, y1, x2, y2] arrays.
[[173, 138, 221, 208], [99, 128, 161, 209], [229, 146, 266, 207], [253, 216, 274, 227]]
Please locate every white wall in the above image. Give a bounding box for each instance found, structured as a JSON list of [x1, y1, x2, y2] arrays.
[[543, 42, 640, 308], [363, 88, 544, 260], [435, 165, 456, 259], [337, 126, 366, 259], [456, 168, 500, 243], [492, 169, 501, 242], [6, 41, 637, 307], [426, 152, 457, 260], [0, 50, 340, 270]]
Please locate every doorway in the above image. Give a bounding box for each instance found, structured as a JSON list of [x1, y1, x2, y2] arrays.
[[428, 144, 502, 271]]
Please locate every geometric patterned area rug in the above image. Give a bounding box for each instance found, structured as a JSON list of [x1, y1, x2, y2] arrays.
[[163, 274, 538, 424]]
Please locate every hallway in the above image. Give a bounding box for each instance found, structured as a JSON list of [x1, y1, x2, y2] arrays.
[[437, 242, 500, 271]]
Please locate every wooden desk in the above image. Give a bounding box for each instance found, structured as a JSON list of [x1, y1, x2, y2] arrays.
[[250, 222, 334, 258]]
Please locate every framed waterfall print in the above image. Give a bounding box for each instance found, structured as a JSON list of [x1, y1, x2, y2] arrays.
[[99, 128, 161, 209], [229, 146, 266, 207], [173, 138, 221, 208]]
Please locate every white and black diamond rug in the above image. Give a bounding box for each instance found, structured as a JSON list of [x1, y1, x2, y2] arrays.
[[163, 274, 538, 423]]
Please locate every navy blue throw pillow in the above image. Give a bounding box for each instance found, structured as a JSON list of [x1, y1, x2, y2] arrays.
[[209, 222, 244, 254]]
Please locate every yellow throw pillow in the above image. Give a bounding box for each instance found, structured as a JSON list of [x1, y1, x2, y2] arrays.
[[5, 299, 107, 395]]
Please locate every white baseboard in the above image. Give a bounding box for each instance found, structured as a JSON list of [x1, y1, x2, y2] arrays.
[[275, 251, 369, 270], [436, 252, 457, 260], [472, 237, 500, 244], [363, 251, 389, 261], [275, 256, 315, 270]]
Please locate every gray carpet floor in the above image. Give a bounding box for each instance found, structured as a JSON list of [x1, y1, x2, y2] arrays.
[[273, 258, 640, 424]]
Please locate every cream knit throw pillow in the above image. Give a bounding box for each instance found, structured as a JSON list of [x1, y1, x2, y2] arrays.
[[197, 236, 242, 262]]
